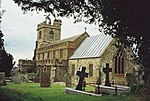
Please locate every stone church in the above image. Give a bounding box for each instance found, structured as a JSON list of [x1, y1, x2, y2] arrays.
[[34, 18, 89, 82], [20, 18, 134, 85]]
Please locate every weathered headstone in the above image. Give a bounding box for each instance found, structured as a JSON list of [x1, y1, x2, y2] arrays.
[[0, 72, 6, 86], [125, 73, 137, 86], [75, 66, 88, 91], [64, 72, 71, 87], [103, 63, 112, 86], [11, 72, 22, 84], [40, 71, 50, 87]]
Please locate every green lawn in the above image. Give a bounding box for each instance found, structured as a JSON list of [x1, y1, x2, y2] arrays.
[[0, 82, 145, 101]]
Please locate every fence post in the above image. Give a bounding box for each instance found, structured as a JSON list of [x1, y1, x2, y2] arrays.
[[97, 84, 100, 94]]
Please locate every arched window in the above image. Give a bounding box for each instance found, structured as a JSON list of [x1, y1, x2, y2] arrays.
[[39, 31, 42, 39], [49, 30, 54, 40], [114, 51, 125, 74], [89, 64, 93, 76]]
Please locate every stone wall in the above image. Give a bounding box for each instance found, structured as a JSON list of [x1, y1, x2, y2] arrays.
[[69, 58, 101, 84]]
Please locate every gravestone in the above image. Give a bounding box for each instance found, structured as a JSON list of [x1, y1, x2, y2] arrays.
[[103, 63, 112, 86], [75, 66, 88, 91], [64, 72, 71, 87], [40, 71, 50, 87], [11, 72, 22, 84], [0, 72, 6, 86], [125, 73, 137, 86]]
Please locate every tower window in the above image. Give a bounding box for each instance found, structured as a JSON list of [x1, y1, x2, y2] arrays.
[[49, 30, 54, 40], [39, 31, 42, 39]]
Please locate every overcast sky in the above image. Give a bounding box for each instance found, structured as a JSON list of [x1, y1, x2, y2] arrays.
[[1, 0, 100, 65]]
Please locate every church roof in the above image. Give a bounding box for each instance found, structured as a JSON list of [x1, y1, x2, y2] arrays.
[[69, 34, 113, 59], [48, 32, 89, 45]]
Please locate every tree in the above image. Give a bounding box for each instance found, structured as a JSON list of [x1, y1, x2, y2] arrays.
[[0, 0, 14, 77], [0, 31, 14, 77], [13, 0, 150, 84]]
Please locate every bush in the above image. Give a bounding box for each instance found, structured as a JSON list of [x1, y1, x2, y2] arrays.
[[27, 73, 37, 80]]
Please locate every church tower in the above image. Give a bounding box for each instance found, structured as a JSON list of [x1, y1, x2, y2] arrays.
[[36, 17, 62, 48]]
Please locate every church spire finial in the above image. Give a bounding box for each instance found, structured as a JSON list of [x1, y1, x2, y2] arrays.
[[84, 27, 87, 32], [44, 13, 51, 24]]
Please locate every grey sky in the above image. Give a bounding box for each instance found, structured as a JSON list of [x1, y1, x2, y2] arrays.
[[1, 0, 100, 64]]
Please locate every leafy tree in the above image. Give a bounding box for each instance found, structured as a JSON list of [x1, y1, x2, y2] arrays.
[[13, 0, 150, 84], [0, 31, 15, 77], [0, 0, 14, 77]]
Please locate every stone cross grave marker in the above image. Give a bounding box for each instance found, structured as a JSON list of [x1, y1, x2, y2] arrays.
[[103, 63, 112, 86], [125, 73, 137, 87], [0, 72, 6, 86], [75, 66, 88, 91]]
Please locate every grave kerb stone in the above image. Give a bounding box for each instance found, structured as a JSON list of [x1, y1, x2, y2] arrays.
[[65, 87, 102, 96]]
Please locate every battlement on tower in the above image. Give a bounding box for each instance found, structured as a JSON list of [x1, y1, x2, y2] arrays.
[[37, 19, 61, 30]]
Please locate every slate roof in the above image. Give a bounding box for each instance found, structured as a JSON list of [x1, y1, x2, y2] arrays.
[[69, 34, 113, 59], [47, 32, 89, 46]]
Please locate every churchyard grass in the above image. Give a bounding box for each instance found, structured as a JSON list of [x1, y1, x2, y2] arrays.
[[0, 82, 145, 101]]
